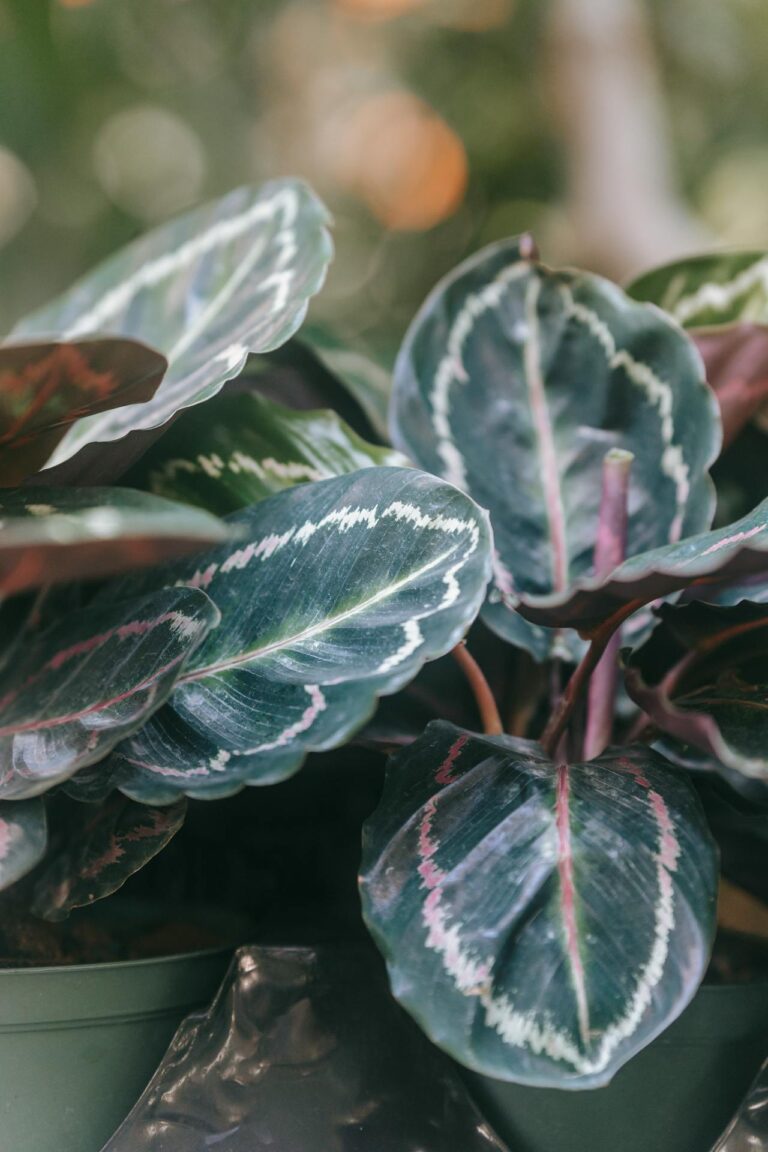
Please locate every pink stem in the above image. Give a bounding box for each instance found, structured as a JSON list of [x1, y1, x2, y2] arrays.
[[583, 449, 633, 761]]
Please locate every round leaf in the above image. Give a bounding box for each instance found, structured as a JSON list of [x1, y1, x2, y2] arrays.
[[391, 237, 720, 661], [360, 722, 718, 1088]]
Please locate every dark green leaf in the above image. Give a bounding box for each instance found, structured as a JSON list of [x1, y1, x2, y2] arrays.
[[360, 722, 717, 1088], [625, 601, 768, 780], [13, 181, 332, 463], [0, 799, 46, 891], [97, 467, 491, 800], [0, 338, 166, 485], [32, 796, 186, 921], [0, 587, 219, 799], [628, 252, 768, 328], [0, 486, 230, 596], [517, 494, 768, 635], [299, 323, 392, 439], [391, 237, 720, 661], [126, 391, 404, 515]]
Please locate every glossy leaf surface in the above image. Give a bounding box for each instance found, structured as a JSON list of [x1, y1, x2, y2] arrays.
[[127, 391, 404, 514], [299, 323, 392, 439], [517, 494, 768, 635], [625, 601, 768, 780], [360, 722, 718, 1088], [0, 486, 230, 596], [32, 796, 186, 921], [0, 338, 166, 485], [13, 181, 332, 463], [0, 587, 219, 799], [97, 467, 491, 801], [391, 237, 720, 660], [0, 799, 46, 891]]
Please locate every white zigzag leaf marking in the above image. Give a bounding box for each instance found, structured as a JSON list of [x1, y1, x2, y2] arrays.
[[672, 257, 768, 326]]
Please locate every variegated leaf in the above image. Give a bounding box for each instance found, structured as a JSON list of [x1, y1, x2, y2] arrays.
[[625, 601, 768, 780], [628, 253, 768, 449], [0, 338, 166, 485], [12, 181, 332, 464], [0, 486, 230, 596], [0, 799, 46, 891], [126, 391, 404, 515], [95, 467, 491, 800], [32, 796, 186, 921], [516, 494, 768, 636], [299, 323, 392, 440], [360, 722, 718, 1088], [0, 587, 219, 799], [391, 237, 720, 661]]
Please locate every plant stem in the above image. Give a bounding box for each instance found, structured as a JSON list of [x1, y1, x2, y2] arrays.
[[452, 642, 504, 736], [582, 449, 633, 761]]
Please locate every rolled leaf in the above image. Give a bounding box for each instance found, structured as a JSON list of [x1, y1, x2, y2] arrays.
[[0, 338, 166, 485], [127, 391, 404, 514], [516, 494, 768, 635], [0, 587, 219, 799], [97, 467, 492, 800], [0, 486, 230, 596], [0, 799, 46, 891], [625, 601, 768, 780], [360, 722, 718, 1088], [12, 180, 332, 464], [391, 237, 720, 661], [32, 796, 186, 921]]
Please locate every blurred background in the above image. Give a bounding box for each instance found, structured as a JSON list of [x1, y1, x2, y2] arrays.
[[0, 0, 766, 354]]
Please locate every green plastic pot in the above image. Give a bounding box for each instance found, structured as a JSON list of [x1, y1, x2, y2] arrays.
[[0, 944, 232, 1152], [464, 981, 768, 1152]]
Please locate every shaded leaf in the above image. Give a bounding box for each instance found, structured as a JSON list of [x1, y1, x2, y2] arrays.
[[0, 799, 46, 892], [32, 795, 186, 921], [360, 722, 717, 1088], [517, 494, 768, 635], [0, 486, 230, 596], [96, 467, 491, 800], [13, 180, 332, 464], [0, 338, 166, 485], [0, 587, 219, 799], [391, 237, 720, 661], [126, 391, 404, 515], [625, 601, 768, 780], [299, 322, 392, 439], [693, 325, 768, 449]]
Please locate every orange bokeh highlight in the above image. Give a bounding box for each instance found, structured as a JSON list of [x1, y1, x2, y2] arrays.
[[336, 92, 468, 231]]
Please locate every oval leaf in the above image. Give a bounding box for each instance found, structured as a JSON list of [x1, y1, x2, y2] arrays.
[[0, 799, 46, 891], [0, 587, 219, 799], [96, 467, 491, 800], [126, 391, 404, 514], [391, 237, 720, 661], [0, 338, 167, 485], [517, 493, 768, 635], [32, 796, 185, 921], [12, 180, 333, 464], [625, 601, 768, 780], [0, 486, 230, 596], [360, 722, 718, 1088]]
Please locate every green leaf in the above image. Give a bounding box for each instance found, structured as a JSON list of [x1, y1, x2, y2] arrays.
[[0, 587, 219, 799], [12, 181, 333, 465], [0, 338, 166, 486], [625, 601, 768, 780], [360, 722, 718, 1088], [0, 799, 46, 892], [0, 486, 231, 596], [299, 323, 392, 440], [126, 391, 405, 515], [516, 494, 768, 635], [32, 796, 186, 921], [96, 467, 491, 801], [391, 237, 720, 661], [628, 252, 768, 328], [628, 253, 768, 449]]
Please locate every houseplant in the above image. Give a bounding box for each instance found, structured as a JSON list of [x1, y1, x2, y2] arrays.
[[1, 183, 768, 1152]]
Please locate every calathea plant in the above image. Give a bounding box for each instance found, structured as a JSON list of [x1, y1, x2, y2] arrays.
[[1, 186, 767, 1096]]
